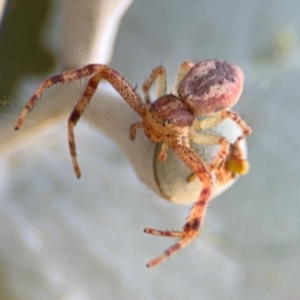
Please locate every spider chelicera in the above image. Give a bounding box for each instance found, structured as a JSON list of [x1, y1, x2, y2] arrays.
[[15, 59, 251, 268]]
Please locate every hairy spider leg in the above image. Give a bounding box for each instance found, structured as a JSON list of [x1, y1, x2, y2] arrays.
[[15, 64, 146, 177], [67, 65, 146, 177], [14, 65, 105, 130], [144, 144, 213, 268], [15, 64, 145, 128]]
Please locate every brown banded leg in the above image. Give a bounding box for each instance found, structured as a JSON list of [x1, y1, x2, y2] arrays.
[[142, 66, 167, 104], [144, 144, 212, 268], [172, 61, 194, 96], [15, 64, 107, 130], [68, 71, 105, 178], [15, 64, 146, 130], [68, 67, 146, 178]]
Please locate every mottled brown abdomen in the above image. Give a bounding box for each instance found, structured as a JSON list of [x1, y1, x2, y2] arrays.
[[177, 60, 244, 115]]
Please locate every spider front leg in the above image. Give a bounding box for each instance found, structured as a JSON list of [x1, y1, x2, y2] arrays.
[[144, 144, 213, 268], [67, 66, 146, 177], [15, 64, 106, 130], [15, 64, 146, 177]]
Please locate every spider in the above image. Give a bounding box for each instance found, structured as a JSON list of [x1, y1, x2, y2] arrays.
[[15, 59, 251, 268]]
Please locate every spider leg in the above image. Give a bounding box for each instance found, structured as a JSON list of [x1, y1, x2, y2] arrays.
[[15, 65, 102, 130], [142, 66, 167, 104], [15, 64, 146, 130], [195, 110, 251, 142], [172, 61, 194, 96], [187, 140, 249, 183], [145, 144, 212, 268], [67, 66, 146, 178], [223, 111, 251, 141], [191, 133, 230, 171]]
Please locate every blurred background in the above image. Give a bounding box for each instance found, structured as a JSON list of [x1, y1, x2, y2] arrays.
[[0, 0, 300, 299]]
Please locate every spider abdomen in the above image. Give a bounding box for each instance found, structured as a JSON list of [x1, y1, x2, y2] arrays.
[[150, 95, 195, 128], [178, 60, 244, 115]]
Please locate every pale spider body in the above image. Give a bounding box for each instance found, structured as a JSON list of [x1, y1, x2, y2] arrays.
[[142, 95, 194, 146], [15, 59, 251, 268]]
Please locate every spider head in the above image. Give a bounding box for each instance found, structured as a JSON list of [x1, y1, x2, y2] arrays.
[[143, 94, 195, 142], [177, 60, 244, 116]]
